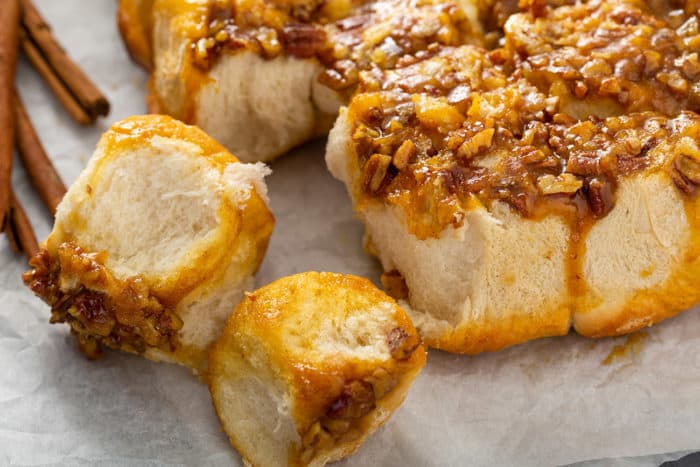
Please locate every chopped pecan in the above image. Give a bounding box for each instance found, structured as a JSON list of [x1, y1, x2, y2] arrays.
[[689, 82, 700, 112], [387, 327, 420, 360], [675, 155, 700, 185], [327, 380, 375, 420], [519, 0, 547, 18], [381, 270, 409, 300], [536, 173, 583, 195], [23, 244, 183, 359], [392, 140, 416, 170], [566, 154, 603, 176], [363, 154, 392, 193], [281, 24, 327, 59], [457, 128, 495, 159], [318, 59, 358, 90], [587, 177, 614, 217], [365, 367, 398, 400], [447, 85, 471, 106]]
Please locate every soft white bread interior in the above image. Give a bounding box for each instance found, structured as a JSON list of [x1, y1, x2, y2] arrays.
[[117, 0, 485, 162], [23, 115, 274, 372], [138, 0, 343, 162], [208, 272, 426, 467], [327, 107, 700, 353]]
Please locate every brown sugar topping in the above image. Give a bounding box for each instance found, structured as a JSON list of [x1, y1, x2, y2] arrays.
[[23, 243, 183, 359], [343, 0, 700, 239], [191, 0, 481, 91]]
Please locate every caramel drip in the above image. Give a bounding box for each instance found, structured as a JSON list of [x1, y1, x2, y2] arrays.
[[565, 216, 594, 299]]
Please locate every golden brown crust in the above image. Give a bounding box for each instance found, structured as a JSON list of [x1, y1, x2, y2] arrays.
[[118, 0, 155, 70], [335, 0, 700, 353], [99, 114, 237, 168], [347, 42, 700, 238], [208, 272, 426, 466], [190, 0, 482, 82], [575, 187, 700, 338], [503, 0, 700, 118], [24, 115, 275, 369]]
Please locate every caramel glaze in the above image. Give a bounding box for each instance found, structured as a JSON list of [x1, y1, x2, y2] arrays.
[[296, 327, 420, 464], [22, 243, 183, 359], [347, 0, 700, 302], [191, 0, 482, 89], [166, 0, 700, 305]]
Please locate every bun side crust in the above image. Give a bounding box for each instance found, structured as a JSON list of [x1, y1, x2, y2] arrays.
[[24, 115, 274, 372], [121, 0, 484, 162], [209, 272, 426, 466], [117, 0, 155, 70], [327, 102, 700, 353], [575, 173, 700, 338]]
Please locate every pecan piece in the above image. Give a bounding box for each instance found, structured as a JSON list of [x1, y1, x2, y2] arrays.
[[363, 154, 392, 193], [318, 59, 358, 90], [536, 173, 583, 195], [380, 270, 408, 300], [365, 367, 398, 400], [566, 154, 603, 176], [675, 154, 700, 185], [587, 177, 614, 218], [457, 128, 495, 159], [387, 327, 420, 360], [282, 24, 326, 59], [327, 380, 375, 420], [689, 82, 700, 112], [519, 0, 547, 18], [392, 140, 416, 170]]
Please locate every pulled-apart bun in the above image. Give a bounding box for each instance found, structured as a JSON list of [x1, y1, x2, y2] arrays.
[[23, 115, 274, 372], [209, 272, 426, 467]]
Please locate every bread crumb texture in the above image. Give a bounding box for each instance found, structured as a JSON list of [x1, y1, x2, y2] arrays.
[[325, 1, 700, 353], [23, 115, 274, 372], [209, 272, 426, 467]]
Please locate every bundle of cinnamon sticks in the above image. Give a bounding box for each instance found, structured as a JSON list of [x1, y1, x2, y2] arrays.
[[1, 0, 110, 260]]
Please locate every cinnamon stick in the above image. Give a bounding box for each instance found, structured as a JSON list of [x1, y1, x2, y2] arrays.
[[20, 31, 92, 125], [15, 92, 67, 215], [21, 0, 110, 120], [5, 190, 39, 259], [0, 0, 21, 231]]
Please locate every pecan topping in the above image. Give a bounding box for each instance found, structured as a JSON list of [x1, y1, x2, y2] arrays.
[[327, 380, 375, 420], [300, 367, 401, 463], [392, 140, 416, 170], [536, 173, 583, 196], [381, 270, 409, 300], [387, 326, 420, 360], [363, 153, 392, 193], [23, 243, 182, 359], [281, 24, 327, 58], [351, 41, 700, 237], [457, 128, 495, 160], [587, 177, 614, 218]]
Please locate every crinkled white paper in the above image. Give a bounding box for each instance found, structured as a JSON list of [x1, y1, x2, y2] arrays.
[[2, 1, 700, 466]]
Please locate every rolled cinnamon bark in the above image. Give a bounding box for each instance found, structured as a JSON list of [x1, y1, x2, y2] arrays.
[[5, 190, 39, 259], [15, 92, 67, 215], [20, 31, 92, 125], [0, 0, 21, 230], [21, 0, 109, 120]]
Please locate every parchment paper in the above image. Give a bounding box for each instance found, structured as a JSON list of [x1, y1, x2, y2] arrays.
[[2, 1, 699, 466]]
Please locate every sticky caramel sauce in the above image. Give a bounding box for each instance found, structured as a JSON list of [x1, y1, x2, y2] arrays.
[[347, 1, 700, 304], [602, 331, 648, 365]]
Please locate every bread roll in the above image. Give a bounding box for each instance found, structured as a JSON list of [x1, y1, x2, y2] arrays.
[[23, 115, 274, 372], [208, 272, 426, 467], [117, 0, 484, 162], [327, 0, 700, 353]]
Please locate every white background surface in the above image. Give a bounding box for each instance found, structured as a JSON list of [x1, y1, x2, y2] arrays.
[[2, 1, 700, 466]]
